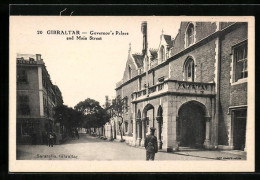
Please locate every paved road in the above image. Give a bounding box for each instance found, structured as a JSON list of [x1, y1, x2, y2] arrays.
[[17, 134, 246, 161]]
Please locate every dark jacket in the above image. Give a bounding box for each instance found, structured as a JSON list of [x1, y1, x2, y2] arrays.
[[144, 134, 158, 153]]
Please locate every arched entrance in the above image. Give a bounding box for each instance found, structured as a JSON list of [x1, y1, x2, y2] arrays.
[[177, 101, 206, 148], [141, 104, 154, 146]]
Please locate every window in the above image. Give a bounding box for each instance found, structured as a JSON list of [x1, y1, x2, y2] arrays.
[[43, 97, 49, 116], [17, 69, 27, 83], [128, 66, 132, 79], [233, 42, 248, 82], [17, 122, 34, 136], [124, 96, 128, 112], [184, 58, 195, 82], [186, 23, 195, 47], [17, 95, 30, 115]]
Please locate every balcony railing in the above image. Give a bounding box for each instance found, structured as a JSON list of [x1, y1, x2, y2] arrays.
[[131, 79, 215, 102]]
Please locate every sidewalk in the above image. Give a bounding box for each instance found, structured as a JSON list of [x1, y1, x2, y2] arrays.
[[110, 137, 247, 160]]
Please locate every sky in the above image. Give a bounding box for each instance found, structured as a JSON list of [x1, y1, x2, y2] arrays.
[[10, 16, 182, 107]]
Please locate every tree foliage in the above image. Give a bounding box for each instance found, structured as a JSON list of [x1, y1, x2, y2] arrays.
[[111, 95, 124, 118], [111, 95, 125, 140], [53, 105, 83, 131], [74, 98, 110, 129]]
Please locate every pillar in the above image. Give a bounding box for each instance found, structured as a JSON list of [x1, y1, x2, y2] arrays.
[[203, 117, 211, 149], [140, 117, 147, 146], [156, 116, 163, 149], [136, 119, 141, 146]]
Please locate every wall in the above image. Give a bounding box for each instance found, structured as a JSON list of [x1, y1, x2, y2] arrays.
[[169, 39, 216, 83], [17, 65, 40, 117], [122, 55, 138, 83], [218, 23, 248, 145], [171, 22, 217, 56]]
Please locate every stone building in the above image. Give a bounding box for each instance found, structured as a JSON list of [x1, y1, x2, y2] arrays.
[[115, 21, 248, 152], [16, 54, 64, 144]]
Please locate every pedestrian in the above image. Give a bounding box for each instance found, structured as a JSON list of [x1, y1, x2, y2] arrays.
[[144, 127, 158, 161], [48, 131, 54, 147], [75, 129, 79, 139]]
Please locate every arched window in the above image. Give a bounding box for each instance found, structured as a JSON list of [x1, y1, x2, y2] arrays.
[[185, 58, 195, 82], [186, 23, 195, 47], [159, 45, 165, 62], [128, 66, 132, 79]]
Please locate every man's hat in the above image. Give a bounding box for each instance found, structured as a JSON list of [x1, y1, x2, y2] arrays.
[[150, 127, 156, 132]]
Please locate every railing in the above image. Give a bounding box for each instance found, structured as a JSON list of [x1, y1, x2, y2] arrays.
[[131, 79, 215, 101]]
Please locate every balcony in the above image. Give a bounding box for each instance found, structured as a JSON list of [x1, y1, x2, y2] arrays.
[[131, 79, 215, 102]]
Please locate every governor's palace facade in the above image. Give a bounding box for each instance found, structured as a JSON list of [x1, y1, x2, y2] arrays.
[[114, 21, 248, 152]]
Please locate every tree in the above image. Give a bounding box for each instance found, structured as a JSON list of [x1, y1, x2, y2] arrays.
[[53, 105, 83, 136], [74, 98, 109, 134], [111, 95, 125, 141]]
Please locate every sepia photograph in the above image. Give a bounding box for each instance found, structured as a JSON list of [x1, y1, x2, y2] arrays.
[[9, 12, 255, 172]]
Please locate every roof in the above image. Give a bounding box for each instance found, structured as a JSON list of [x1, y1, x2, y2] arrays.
[[17, 53, 36, 60], [132, 53, 144, 68], [163, 35, 174, 48], [149, 49, 158, 61]]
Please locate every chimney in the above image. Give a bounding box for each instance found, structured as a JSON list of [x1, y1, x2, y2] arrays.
[[36, 54, 41, 61], [141, 21, 147, 56]]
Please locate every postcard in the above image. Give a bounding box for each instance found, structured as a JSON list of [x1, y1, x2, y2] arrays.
[[9, 10, 255, 172]]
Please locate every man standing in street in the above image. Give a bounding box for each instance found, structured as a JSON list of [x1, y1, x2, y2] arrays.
[[48, 130, 54, 147], [144, 127, 158, 161]]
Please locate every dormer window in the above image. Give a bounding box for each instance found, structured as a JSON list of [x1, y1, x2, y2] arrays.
[[159, 45, 165, 62], [186, 23, 195, 47]]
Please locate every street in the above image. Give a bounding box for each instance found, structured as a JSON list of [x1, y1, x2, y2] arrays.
[[17, 134, 246, 161]]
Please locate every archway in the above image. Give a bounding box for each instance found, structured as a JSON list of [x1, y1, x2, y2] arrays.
[[177, 101, 206, 147], [141, 104, 154, 146], [143, 104, 155, 132]]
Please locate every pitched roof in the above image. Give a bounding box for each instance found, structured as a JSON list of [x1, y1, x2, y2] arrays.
[[163, 35, 174, 48], [149, 49, 158, 61], [132, 53, 144, 68]]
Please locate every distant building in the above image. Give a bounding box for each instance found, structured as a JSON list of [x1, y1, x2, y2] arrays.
[[16, 54, 64, 144], [115, 21, 248, 152]]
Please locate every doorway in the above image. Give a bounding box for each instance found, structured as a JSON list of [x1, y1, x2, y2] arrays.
[[233, 109, 247, 150], [178, 101, 206, 147]]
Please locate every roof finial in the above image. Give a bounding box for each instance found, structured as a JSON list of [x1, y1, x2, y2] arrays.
[[161, 29, 164, 35]]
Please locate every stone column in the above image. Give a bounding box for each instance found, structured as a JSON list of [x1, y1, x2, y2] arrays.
[[109, 124, 113, 141], [203, 117, 211, 149], [165, 115, 179, 152], [156, 116, 163, 149], [230, 110, 235, 148], [136, 118, 141, 146], [140, 117, 147, 147]]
